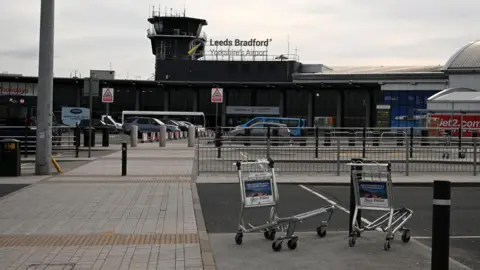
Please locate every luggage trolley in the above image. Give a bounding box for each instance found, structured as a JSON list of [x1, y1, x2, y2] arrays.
[[234, 158, 335, 252], [346, 161, 413, 251]]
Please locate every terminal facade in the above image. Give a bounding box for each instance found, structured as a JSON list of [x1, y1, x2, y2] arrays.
[[1, 11, 480, 128]]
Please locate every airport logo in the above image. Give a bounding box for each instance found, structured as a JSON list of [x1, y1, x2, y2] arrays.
[[188, 38, 272, 58]]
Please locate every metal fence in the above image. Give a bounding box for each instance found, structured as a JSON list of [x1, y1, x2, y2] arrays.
[[196, 127, 479, 175], [0, 126, 130, 158]]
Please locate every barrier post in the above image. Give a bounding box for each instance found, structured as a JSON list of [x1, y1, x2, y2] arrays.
[[266, 126, 271, 159], [299, 128, 307, 146], [348, 130, 355, 146], [324, 128, 331, 146], [159, 125, 166, 147], [102, 128, 109, 147], [410, 127, 414, 158], [75, 125, 80, 158], [315, 127, 319, 158], [362, 128, 366, 158], [131, 125, 138, 147], [121, 142, 127, 176], [24, 125, 28, 158], [188, 126, 195, 147], [473, 131, 477, 176], [397, 130, 404, 146], [215, 126, 222, 158], [431, 180, 451, 270], [349, 158, 363, 236]]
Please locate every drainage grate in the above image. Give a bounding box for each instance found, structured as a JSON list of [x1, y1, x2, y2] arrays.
[[0, 233, 198, 247]]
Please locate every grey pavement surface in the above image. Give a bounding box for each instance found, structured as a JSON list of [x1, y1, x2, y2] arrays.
[[197, 183, 480, 269], [0, 145, 206, 270]]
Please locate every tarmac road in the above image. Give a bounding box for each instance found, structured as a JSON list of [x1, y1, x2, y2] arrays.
[[198, 183, 480, 269]]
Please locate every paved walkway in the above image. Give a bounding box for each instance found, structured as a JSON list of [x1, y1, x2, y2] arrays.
[[0, 145, 214, 270]]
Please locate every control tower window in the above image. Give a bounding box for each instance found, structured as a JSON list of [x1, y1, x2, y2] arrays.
[[154, 22, 163, 34], [174, 29, 180, 35]]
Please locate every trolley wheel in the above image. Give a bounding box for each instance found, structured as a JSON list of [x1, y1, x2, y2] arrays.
[[348, 235, 357, 247], [446, 153, 450, 159], [234, 233, 243, 245], [264, 230, 276, 241], [272, 241, 282, 252], [287, 239, 298, 250], [384, 240, 391, 251], [316, 225, 327, 238], [401, 230, 411, 243], [459, 152, 466, 159]]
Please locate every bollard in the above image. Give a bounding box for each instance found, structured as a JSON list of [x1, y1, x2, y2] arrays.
[[362, 128, 366, 158], [102, 128, 109, 147], [315, 127, 319, 158], [272, 127, 279, 147], [75, 125, 80, 158], [121, 142, 127, 176], [157, 132, 160, 141], [159, 125, 166, 147], [215, 126, 222, 158], [349, 158, 363, 236], [131, 125, 138, 147], [300, 128, 307, 146], [245, 128, 251, 146], [409, 127, 414, 158], [431, 180, 451, 270], [188, 126, 195, 147]]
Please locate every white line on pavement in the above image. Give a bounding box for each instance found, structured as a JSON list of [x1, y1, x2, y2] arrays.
[[413, 236, 480, 239]]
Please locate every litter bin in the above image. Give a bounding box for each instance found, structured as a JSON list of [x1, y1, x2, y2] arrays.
[[83, 127, 96, 147], [0, 139, 21, 177]]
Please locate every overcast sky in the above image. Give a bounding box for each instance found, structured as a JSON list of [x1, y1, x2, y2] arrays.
[[1, 0, 479, 79]]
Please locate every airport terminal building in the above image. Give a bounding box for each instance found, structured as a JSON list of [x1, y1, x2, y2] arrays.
[[1, 11, 480, 128]]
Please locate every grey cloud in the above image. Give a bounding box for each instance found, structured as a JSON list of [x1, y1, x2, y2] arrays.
[[0, 47, 38, 59]]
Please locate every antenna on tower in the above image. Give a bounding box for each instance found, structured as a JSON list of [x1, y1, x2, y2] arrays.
[[109, 62, 112, 70], [184, 0, 186, 16]]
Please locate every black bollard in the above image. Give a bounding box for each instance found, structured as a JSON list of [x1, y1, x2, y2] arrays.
[[315, 127, 319, 158], [215, 126, 222, 158], [75, 125, 80, 158], [121, 142, 127, 176], [102, 128, 109, 147], [410, 127, 414, 158], [349, 158, 363, 236], [431, 180, 451, 270], [362, 128, 366, 158]]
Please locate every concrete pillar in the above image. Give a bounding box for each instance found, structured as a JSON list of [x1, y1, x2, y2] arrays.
[[159, 125, 166, 147], [131, 125, 138, 147], [188, 126, 195, 147]]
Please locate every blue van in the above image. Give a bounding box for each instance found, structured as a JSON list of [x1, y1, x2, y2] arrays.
[[240, 117, 307, 136]]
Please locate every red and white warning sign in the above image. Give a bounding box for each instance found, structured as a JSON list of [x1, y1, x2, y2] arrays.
[[102, 88, 114, 103], [211, 88, 223, 103]]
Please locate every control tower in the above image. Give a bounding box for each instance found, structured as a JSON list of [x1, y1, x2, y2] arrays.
[[147, 8, 208, 62]]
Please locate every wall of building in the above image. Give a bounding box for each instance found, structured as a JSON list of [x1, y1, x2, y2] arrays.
[[449, 74, 480, 90], [155, 60, 301, 82]]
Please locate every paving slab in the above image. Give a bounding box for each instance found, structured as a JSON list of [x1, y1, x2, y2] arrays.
[[209, 232, 470, 270]]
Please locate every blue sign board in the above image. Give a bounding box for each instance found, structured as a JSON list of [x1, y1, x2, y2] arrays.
[[61, 107, 90, 126]]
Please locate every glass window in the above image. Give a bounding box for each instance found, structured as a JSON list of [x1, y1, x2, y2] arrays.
[[137, 119, 149, 125]]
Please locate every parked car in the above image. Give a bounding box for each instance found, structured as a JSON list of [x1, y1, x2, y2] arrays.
[[229, 122, 292, 139], [122, 117, 180, 135], [78, 119, 118, 133], [165, 119, 188, 132]]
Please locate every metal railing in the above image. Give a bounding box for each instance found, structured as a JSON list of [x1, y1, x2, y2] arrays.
[[0, 126, 131, 158], [196, 127, 479, 175]]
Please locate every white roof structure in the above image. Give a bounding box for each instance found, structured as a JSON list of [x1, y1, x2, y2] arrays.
[[427, 87, 480, 113]]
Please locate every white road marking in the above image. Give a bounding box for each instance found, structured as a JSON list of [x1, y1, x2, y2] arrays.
[[413, 236, 480, 239]]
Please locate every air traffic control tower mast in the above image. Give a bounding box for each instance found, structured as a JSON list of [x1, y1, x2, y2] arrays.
[[147, 8, 208, 79]]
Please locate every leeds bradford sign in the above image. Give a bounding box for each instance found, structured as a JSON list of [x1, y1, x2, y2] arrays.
[[188, 38, 272, 58]]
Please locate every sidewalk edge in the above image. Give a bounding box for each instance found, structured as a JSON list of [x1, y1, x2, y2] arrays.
[[191, 182, 216, 270]]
